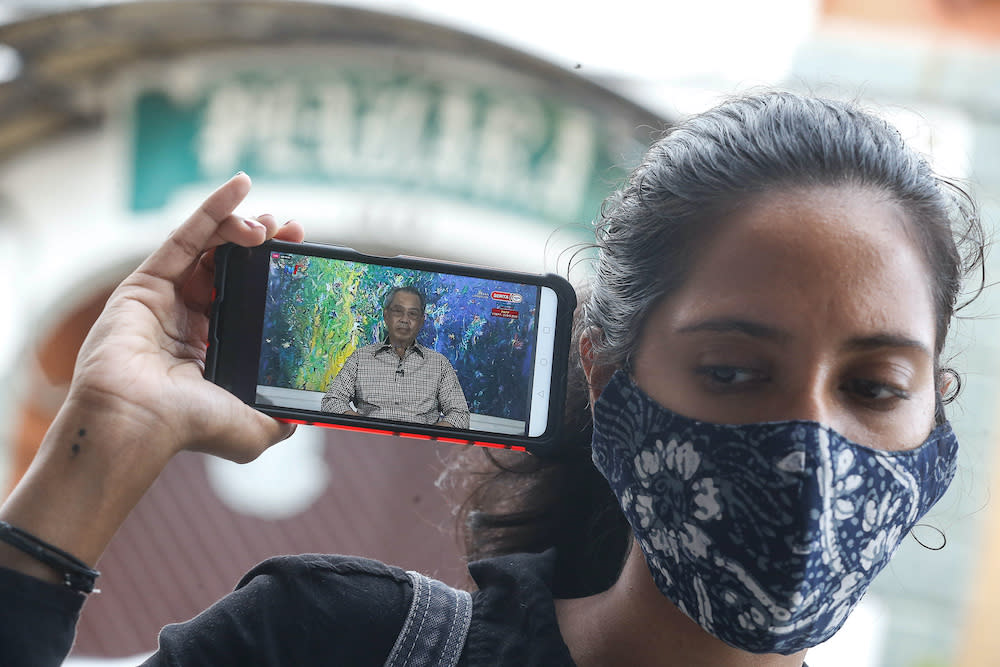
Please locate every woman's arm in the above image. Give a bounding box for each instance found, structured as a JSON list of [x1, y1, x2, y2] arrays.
[[0, 174, 304, 658]]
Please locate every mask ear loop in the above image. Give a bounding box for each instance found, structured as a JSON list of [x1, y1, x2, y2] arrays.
[[584, 353, 633, 413], [935, 368, 960, 425], [910, 523, 947, 551]]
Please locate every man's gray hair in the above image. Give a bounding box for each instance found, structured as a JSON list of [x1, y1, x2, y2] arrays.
[[383, 286, 426, 313]]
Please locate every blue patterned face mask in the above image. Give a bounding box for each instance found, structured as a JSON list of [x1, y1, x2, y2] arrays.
[[591, 369, 958, 655]]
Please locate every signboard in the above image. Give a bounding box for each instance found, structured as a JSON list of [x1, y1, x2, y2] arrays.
[[130, 60, 650, 232]]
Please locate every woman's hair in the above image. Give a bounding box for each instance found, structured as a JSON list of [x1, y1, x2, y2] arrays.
[[586, 91, 983, 382], [445, 91, 987, 597]]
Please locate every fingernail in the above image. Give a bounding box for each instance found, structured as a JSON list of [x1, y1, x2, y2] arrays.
[[235, 170, 246, 176], [282, 219, 296, 227], [244, 218, 264, 230]]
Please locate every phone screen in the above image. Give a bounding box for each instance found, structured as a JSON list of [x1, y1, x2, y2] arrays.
[[209, 241, 574, 454]]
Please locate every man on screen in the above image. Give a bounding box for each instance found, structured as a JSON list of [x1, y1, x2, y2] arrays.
[[321, 286, 470, 428]]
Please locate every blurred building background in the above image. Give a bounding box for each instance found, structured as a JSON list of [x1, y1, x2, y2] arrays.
[[1, 1, 999, 666]]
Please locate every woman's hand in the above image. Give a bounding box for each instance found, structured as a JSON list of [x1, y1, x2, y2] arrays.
[[69, 173, 303, 463], [0, 173, 302, 575]]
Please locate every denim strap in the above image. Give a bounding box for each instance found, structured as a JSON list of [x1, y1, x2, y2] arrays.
[[383, 571, 472, 667]]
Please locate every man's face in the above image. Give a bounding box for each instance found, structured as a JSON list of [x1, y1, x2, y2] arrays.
[[384, 291, 425, 348]]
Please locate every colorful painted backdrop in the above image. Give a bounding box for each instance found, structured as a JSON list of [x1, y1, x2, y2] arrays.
[[257, 252, 539, 421]]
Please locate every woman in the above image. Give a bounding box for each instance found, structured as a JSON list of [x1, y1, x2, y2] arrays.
[[0, 91, 984, 666]]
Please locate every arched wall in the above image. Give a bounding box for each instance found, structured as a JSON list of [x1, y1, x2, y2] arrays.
[[0, 2, 664, 657]]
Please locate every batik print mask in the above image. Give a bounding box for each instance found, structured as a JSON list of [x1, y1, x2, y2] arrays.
[[590, 370, 958, 655]]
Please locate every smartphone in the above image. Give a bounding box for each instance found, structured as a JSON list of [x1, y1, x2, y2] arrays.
[[206, 240, 577, 457]]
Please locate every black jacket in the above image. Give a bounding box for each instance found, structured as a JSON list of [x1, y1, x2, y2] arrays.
[[0, 550, 575, 666]]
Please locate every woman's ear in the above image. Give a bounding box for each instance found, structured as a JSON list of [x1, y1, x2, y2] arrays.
[[580, 327, 617, 408], [938, 371, 956, 398]]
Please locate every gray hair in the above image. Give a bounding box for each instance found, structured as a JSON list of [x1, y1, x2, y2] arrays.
[[383, 285, 426, 313], [583, 91, 984, 377]]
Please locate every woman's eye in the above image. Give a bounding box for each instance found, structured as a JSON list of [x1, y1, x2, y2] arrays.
[[843, 378, 910, 403], [696, 366, 766, 388]]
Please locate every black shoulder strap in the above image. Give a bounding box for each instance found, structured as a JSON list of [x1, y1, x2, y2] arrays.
[[383, 571, 472, 667]]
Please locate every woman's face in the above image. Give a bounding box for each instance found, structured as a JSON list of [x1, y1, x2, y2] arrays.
[[629, 185, 938, 451]]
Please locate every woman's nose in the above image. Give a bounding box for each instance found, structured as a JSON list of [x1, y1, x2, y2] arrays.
[[786, 382, 833, 426]]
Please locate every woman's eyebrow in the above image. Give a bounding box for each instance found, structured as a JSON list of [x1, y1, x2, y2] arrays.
[[676, 319, 931, 357], [675, 317, 791, 342], [842, 333, 931, 356]]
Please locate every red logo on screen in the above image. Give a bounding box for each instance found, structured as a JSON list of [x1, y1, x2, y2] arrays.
[[491, 291, 523, 303], [491, 307, 519, 320]]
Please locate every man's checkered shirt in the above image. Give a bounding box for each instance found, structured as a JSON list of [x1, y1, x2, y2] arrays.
[[321, 342, 470, 428]]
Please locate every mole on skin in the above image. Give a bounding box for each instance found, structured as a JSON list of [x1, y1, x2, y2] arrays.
[[71, 429, 86, 457]]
